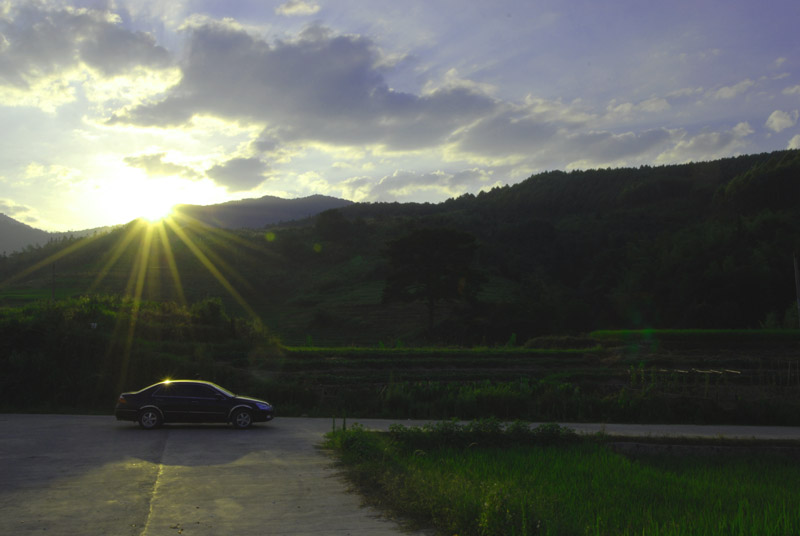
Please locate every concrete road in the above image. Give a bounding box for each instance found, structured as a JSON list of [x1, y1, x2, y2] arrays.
[[0, 415, 430, 536], [1, 416, 799, 536]]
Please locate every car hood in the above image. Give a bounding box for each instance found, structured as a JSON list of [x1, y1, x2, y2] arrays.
[[235, 396, 271, 406]]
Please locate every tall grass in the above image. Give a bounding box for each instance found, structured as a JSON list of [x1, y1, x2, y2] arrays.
[[326, 422, 800, 535]]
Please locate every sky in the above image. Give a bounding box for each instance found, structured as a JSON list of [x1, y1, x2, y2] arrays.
[[0, 0, 799, 231]]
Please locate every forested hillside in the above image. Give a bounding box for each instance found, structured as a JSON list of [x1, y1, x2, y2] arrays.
[[1, 150, 799, 345]]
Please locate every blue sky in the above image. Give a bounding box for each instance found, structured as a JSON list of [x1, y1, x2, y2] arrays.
[[1, 0, 798, 231]]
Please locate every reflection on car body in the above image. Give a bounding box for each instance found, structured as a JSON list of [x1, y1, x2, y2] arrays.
[[115, 380, 274, 429]]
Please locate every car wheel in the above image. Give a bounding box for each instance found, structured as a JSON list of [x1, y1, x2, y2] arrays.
[[232, 409, 253, 429], [138, 409, 163, 430]]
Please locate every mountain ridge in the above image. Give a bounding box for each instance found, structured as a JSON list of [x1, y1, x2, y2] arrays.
[[0, 194, 354, 254]]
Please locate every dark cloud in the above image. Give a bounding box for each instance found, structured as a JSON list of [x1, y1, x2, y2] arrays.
[[111, 22, 496, 149], [452, 103, 671, 167], [0, 3, 170, 87], [0, 199, 31, 216], [123, 153, 198, 178], [455, 109, 560, 156], [206, 157, 268, 191]]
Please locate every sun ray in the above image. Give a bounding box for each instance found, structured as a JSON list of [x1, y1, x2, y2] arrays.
[[88, 220, 147, 293], [126, 221, 154, 301], [155, 219, 186, 304], [164, 217, 258, 319], [174, 222, 255, 294]]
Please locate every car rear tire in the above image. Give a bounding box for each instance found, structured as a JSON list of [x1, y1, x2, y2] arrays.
[[138, 409, 163, 430], [232, 409, 252, 429]]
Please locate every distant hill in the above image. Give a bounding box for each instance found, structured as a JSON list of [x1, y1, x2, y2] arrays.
[[0, 194, 352, 254], [0, 214, 51, 254], [173, 194, 353, 228]]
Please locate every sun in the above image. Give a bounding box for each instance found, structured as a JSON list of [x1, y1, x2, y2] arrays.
[[139, 200, 176, 223]]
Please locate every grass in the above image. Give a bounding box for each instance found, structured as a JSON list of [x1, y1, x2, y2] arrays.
[[591, 328, 800, 344], [325, 421, 800, 535]]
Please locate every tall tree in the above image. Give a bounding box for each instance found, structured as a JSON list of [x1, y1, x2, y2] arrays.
[[383, 228, 482, 330]]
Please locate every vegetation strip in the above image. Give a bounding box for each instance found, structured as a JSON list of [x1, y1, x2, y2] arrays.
[[325, 420, 800, 536], [3, 295, 800, 426]]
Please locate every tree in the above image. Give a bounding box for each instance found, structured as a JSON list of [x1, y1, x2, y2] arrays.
[[382, 228, 482, 330]]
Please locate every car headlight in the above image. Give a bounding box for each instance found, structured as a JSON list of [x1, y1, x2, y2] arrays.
[[256, 402, 271, 410]]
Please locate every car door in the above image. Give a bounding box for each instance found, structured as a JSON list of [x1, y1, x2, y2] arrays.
[[181, 383, 231, 423], [151, 383, 191, 422]]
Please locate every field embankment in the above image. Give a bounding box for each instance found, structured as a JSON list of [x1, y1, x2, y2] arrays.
[[2, 296, 800, 426]]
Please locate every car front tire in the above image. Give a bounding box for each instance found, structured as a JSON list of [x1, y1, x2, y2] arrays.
[[138, 409, 163, 430], [232, 409, 253, 429]]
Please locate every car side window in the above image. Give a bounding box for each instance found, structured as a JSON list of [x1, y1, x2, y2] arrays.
[[185, 384, 218, 398], [154, 383, 191, 397]]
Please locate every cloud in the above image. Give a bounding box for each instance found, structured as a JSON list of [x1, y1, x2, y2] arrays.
[[564, 128, 673, 165], [206, 157, 268, 192], [451, 96, 672, 170], [275, 1, 321, 16], [667, 87, 704, 99], [347, 168, 497, 203], [124, 153, 199, 178], [454, 107, 559, 159], [789, 135, 800, 150], [656, 122, 753, 164], [784, 85, 800, 96], [0, 198, 32, 217], [109, 22, 496, 150], [605, 97, 670, 118], [0, 3, 170, 92], [708, 79, 754, 100], [765, 110, 799, 133]]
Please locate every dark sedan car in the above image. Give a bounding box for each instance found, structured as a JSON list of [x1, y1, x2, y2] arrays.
[[115, 380, 274, 429]]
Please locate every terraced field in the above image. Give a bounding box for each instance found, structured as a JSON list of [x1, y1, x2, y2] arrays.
[[253, 332, 800, 425]]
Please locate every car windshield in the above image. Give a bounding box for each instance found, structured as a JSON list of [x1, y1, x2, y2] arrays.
[[209, 383, 235, 397], [134, 382, 164, 394]]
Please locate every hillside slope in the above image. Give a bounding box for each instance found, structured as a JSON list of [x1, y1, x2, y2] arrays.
[[2, 150, 799, 345]]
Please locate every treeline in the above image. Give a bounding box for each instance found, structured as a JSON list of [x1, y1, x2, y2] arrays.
[[0, 296, 280, 412], [2, 150, 800, 345]]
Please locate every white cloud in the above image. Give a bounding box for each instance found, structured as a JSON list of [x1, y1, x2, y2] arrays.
[[605, 97, 670, 118], [275, 1, 321, 16], [789, 135, 800, 150], [708, 79, 754, 100], [765, 110, 798, 133], [124, 153, 200, 178], [784, 85, 800, 96]]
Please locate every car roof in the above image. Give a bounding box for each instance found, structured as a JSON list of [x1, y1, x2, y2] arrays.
[[134, 379, 223, 393]]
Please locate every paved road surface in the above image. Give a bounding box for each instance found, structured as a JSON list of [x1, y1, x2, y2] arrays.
[[0, 415, 426, 536], [1, 415, 799, 535]]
